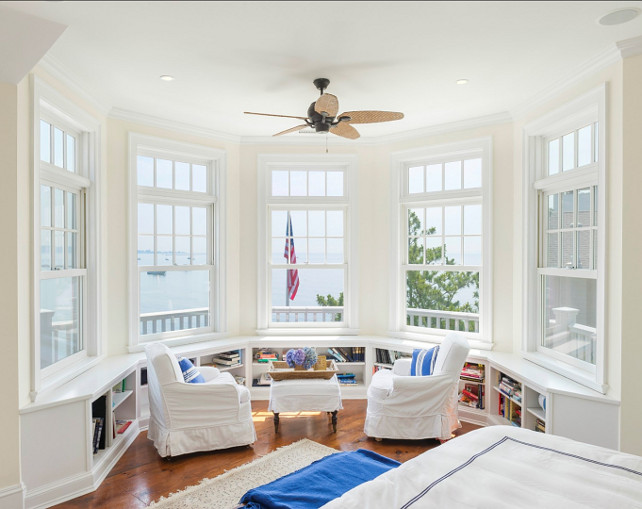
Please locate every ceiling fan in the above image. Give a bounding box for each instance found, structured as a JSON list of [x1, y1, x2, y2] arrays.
[[244, 78, 404, 139]]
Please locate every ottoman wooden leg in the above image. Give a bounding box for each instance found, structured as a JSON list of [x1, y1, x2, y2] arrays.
[[331, 410, 338, 433], [273, 412, 279, 433]]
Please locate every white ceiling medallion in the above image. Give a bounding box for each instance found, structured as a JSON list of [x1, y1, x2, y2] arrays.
[[598, 8, 640, 26]]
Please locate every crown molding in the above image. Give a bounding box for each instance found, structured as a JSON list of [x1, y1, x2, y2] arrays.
[[616, 34, 642, 58], [37, 54, 110, 118], [109, 108, 242, 143], [510, 42, 621, 120]]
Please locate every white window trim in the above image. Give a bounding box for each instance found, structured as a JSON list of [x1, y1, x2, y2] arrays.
[[522, 84, 607, 393], [128, 133, 227, 351], [256, 153, 359, 335], [31, 76, 102, 400], [389, 137, 493, 349]]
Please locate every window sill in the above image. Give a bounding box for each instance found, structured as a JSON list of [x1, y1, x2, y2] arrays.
[[33, 354, 104, 403], [388, 330, 493, 351], [522, 351, 606, 394], [128, 331, 231, 353], [256, 327, 360, 337]]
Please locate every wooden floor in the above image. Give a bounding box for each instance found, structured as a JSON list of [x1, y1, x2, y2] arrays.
[[52, 400, 480, 508]]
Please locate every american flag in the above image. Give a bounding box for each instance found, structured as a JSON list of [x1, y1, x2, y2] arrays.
[[284, 212, 299, 300]]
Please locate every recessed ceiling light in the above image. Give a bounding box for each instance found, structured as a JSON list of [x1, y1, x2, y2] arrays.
[[160, 75, 175, 81], [598, 8, 640, 26], [456, 79, 469, 85]]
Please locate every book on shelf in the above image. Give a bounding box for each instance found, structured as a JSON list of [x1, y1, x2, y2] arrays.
[[460, 362, 485, 382], [115, 419, 132, 434], [459, 382, 485, 409], [92, 417, 104, 454], [252, 372, 272, 386], [255, 350, 279, 362], [535, 418, 546, 433]]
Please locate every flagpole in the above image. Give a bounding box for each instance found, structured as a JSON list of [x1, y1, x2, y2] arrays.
[[285, 212, 290, 308]]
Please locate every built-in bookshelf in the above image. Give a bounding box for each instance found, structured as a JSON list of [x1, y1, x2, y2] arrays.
[[373, 347, 411, 373], [459, 361, 486, 420]]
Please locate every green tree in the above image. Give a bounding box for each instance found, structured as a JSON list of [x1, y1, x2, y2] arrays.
[[316, 292, 344, 322]]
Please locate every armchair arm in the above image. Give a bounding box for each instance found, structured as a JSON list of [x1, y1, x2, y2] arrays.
[[393, 358, 412, 376], [383, 373, 458, 416]]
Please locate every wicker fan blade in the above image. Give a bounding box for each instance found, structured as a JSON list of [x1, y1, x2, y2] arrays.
[[339, 110, 404, 124], [330, 122, 360, 139], [314, 94, 339, 117], [244, 111, 309, 121], [273, 124, 308, 137]]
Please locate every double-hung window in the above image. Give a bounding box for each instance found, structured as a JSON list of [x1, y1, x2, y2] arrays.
[[391, 139, 492, 344], [523, 86, 605, 392], [34, 78, 100, 395], [257, 155, 357, 333], [129, 135, 225, 347]]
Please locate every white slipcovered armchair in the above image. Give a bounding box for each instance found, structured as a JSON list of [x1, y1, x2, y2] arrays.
[[364, 333, 470, 441], [145, 343, 256, 457]]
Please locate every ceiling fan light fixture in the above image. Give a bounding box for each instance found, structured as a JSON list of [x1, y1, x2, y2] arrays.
[[598, 8, 640, 26], [160, 75, 175, 81], [456, 79, 469, 85]]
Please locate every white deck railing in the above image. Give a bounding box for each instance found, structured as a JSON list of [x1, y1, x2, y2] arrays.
[[407, 308, 480, 333], [140, 307, 209, 335], [271, 306, 343, 323]]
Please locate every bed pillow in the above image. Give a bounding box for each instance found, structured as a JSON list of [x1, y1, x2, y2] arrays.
[[410, 346, 440, 376], [176, 356, 206, 383]]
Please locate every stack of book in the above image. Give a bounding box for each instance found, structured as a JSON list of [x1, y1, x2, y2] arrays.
[[336, 373, 357, 385], [211, 351, 241, 367], [535, 418, 546, 433], [256, 350, 279, 363], [460, 362, 485, 382], [498, 375, 521, 402], [459, 382, 485, 409]]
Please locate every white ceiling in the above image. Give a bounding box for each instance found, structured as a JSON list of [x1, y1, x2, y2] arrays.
[[2, 1, 642, 138]]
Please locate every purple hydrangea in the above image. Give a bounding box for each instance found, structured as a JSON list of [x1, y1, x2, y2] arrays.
[[303, 347, 318, 369], [286, 348, 306, 367]]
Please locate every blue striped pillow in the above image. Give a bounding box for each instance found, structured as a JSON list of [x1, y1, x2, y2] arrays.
[[177, 357, 206, 383], [410, 346, 440, 376]]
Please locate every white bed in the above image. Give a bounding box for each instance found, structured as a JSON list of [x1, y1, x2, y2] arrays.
[[321, 426, 642, 509]]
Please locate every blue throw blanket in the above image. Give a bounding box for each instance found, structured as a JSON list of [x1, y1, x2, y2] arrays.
[[239, 449, 400, 508]]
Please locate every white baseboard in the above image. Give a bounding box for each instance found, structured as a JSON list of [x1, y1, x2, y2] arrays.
[[0, 483, 25, 509]]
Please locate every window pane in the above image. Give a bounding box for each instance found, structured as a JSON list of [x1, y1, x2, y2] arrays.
[[272, 170, 288, 196], [290, 171, 307, 196], [272, 237, 287, 264], [326, 238, 343, 263], [54, 127, 64, 168], [425, 207, 441, 236], [561, 232, 574, 268], [271, 268, 344, 322], [326, 210, 343, 237], [139, 270, 210, 335], [547, 194, 559, 230], [463, 204, 481, 235], [271, 210, 287, 237], [548, 139, 559, 175], [193, 207, 207, 236], [156, 204, 172, 235], [290, 210, 307, 236], [408, 208, 424, 236], [40, 277, 82, 368], [54, 232, 64, 269], [175, 206, 190, 235], [175, 162, 190, 191], [561, 191, 574, 228], [464, 236, 482, 265], [425, 237, 442, 264], [444, 206, 461, 235], [444, 237, 462, 264], [326, 171, 343, 197], [444, 161, 462, 190], [562, 132, 575, 171], [577, 188, 591, 227], [308, 238, 325, 263], [308, 210, 325, 236], [546, 233, 559, 268], [594, 122, 599, 162], [192, 164, 207, 193], [40, 120, 51, 163], [309, 171, 325, 196], [463, 158, 482, 189], [174, 236, 190, 265], [40, 185, 51, 227], [137, 156, 154, 187], [67, 192, 77, 230], [408, 237, 424, 264], [41, 231, 51, 270], [66, 232, 78, 269], [426, 164, 442, 192], [192, 237, 207, 265], [66, 134, 76, 173], [593, 185, 598, 227], [54, 188, 64, 228], [156, 159, 172, 189], [137, 235, 154, 265], [138, 203, 154, 234], [156, 237, 172, 265], [542, 275, 596, 365], [408, 166, 424, 194], [577, 231, 590, 269], [577, 125, 591, 167], [406, 270, 479, 332]]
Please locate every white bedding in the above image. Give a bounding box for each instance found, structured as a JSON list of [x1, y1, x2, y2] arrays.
[[321, 425, 642, 509]]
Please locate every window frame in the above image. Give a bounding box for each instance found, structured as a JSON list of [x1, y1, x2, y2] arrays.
[[522, 84, 606, 393], [32, 77, 102, 399], [390, 138, 493, 347], [128, 134, 226, 350], [256, 154, 358, 335]]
